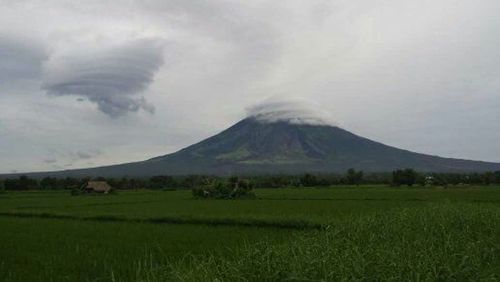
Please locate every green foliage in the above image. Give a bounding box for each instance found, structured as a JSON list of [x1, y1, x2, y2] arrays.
[[1, 187, 500, 281], [0, 216, 289, 282], [300, 173, 318, 187], [148, 175, 177, 189], [70, 188, 83, 196], [432, 173, 449, 187], [40, 177, 59, 190], [163, 204, 500, 281], [192, 177, 255, 199], [482, 172, 496, 185], [2, 170, 500, 191], [346, 168, 363, 185], [3, 175, 39, 190], [392, 169, 418, 186]]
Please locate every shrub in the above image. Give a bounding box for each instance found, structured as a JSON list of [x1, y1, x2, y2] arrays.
[[346, 168, 363, 185], [392, 169, 418, 186], [192, 178, 255, 199], [432, 174, 449, 187], [70, 188, 83, 196], [300, 173, 318, 187]]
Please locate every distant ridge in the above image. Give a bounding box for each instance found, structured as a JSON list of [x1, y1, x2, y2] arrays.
[[7, 117, 500, 178]]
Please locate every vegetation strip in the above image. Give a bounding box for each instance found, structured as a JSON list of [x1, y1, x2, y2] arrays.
[[0, 211, 324, 230], [257, 197, 427, 202], [14, 200, 165, 210]]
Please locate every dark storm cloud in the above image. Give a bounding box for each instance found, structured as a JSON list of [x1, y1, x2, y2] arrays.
[[0, 35, 47, 83], [42, 39, 164, 117]]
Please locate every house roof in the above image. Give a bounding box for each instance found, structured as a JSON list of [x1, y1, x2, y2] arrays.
[[86, 181, 112, 192]]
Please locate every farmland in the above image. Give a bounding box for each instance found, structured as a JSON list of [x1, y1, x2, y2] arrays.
[[1, 186, 500, 281]]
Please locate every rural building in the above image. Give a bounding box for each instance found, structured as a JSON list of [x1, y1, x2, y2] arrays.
[[83, 181, 112, 193]]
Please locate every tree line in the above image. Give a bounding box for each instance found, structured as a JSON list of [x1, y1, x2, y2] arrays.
[[1, 169, 500, 191]]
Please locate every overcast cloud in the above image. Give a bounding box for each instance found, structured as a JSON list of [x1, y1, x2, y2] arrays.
[[0, 35, 47, 84], [0, 0, 499, 173]]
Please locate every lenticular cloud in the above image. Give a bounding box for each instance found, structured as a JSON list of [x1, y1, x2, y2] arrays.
[[246, 97, 336, 126], [42, 39, 164, 117]]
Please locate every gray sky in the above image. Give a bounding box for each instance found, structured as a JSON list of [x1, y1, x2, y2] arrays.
[[1, 0, 500, 173]]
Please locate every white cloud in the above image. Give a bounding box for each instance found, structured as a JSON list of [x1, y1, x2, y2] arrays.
[[246, 96, 337, 126]]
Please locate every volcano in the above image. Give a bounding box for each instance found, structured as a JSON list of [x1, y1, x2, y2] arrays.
[[23, 117, 500, 177]]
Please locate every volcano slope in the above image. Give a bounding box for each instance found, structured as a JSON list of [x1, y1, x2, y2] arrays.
[[21, 117, 500, 177]]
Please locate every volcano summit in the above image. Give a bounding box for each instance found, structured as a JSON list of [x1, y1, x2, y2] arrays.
[[19, 99, 500, 177]]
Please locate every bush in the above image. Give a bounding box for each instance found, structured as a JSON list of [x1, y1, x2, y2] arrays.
[[192, 178, 255, 199], [432, 174, 449, 187], [392, 169, 418, 186], [70, 188, 83, 196], [346, 168, 364, 185]]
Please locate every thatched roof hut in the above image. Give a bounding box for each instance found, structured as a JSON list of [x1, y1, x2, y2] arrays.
[[83, 181, 112, 193]]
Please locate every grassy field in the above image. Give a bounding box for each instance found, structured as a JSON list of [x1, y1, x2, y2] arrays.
[[1, 186, 499, 281]]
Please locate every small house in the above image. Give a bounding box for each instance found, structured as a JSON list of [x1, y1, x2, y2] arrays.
[[83, 181, 112, 194]]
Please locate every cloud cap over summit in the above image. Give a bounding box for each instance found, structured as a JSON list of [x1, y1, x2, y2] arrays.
[[246, 97, 337, 126]]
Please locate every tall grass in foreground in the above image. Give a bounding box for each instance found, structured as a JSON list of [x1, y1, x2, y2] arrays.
[[142, 203, 500, 281]]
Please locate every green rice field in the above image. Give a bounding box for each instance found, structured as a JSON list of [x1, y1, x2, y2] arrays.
[[1, 186, 500, 281]]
